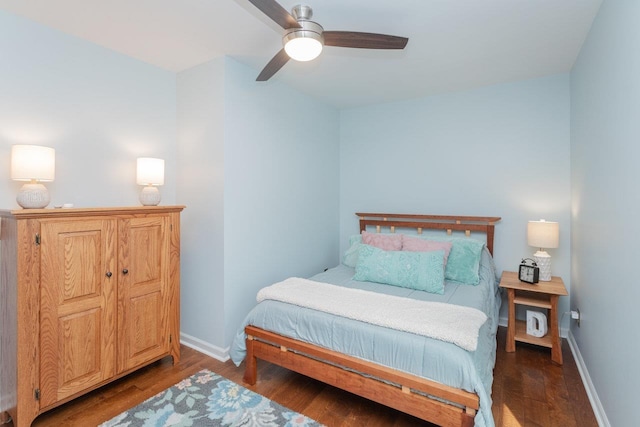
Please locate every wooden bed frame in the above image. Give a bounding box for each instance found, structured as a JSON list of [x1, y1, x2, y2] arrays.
[[243, 213, 501, 427]]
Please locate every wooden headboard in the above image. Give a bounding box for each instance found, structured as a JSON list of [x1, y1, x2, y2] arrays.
[[356, 213, 502, 256]]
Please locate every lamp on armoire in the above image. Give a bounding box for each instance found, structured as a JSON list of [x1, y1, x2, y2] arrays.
[[11, 145, 56, 209], [136, 157, 164, 206], [527, 220, 559, 281]]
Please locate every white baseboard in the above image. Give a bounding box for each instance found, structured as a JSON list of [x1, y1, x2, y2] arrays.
[[498, 316, 508, 330], [179, 332, 230, 363], [567, 331, 610, 427]]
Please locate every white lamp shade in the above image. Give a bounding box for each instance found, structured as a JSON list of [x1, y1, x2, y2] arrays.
[[527, 220, 559, 249], [284, 37, 323, 61], [136, 158, 164, 186], [11, 145, 55, 182]]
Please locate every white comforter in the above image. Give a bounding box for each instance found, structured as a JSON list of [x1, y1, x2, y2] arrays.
[[257, 277, 487, 351]]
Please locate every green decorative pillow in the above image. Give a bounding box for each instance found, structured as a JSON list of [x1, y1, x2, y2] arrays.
[[354, 244, 445, 294], [438, 237, 485, 285]]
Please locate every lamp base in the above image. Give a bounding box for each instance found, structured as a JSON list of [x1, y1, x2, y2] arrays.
[[16, 182, 50, 209], [533, 250, 552, 281], [139, 186, 161, 206]]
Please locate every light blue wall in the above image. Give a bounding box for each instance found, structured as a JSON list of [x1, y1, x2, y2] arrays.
[[176, 58, 226, 347], [223, 58, 340, 346], [0, 10, 177, 208], [176, 57, 340, 350], [340, 75, 572, 325], [570, 1, 640, 425]]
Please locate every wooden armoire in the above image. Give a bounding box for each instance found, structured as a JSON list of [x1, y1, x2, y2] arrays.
[[0, 206, 184, 426]]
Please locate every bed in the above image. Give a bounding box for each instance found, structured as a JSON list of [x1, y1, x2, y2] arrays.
[[230, 213, 502, 427]]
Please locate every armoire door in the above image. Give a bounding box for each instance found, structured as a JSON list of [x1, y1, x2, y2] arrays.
[[117, 215, 170, 372], [39, 218, 117, 408]]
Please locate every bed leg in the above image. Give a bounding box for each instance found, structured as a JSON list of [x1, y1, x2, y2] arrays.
[[243, 334, 257, 385], [461, 407, 476, 427]]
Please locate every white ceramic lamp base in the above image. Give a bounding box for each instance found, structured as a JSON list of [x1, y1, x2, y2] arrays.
[[16, 182, 50, 209], [139, 186, 161, 206], [533, 250, 552, 281]]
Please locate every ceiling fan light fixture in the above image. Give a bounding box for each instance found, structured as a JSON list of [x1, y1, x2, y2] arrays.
[[283, 20, 324, 62], [284, 36, 322, 61]]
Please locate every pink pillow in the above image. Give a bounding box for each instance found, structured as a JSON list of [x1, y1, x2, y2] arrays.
[[361, 231, 402, 251], [402, 235, 453, 266]]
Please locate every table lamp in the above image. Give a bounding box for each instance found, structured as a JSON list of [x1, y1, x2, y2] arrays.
[[527, 219, 559, 281], [136, 157, 164, 206], [11, 145, 56, 209]]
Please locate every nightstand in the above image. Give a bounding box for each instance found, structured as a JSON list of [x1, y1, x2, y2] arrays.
[[499, 271, 568, 364]]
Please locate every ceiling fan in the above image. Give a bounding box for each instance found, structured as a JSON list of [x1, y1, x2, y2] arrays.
[[248, 0, 409, 81]]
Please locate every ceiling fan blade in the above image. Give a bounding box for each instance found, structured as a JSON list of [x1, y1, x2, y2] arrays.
[[323, 31, 408, 50], [247, 0, 301, 29], [257, 49, 290, 81]]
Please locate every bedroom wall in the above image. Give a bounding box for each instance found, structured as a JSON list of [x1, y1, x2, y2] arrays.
[[0, 10, 177, 209], [177, 56, 340, 353], [339, 74, 572, 327], [223, 58, 340, 347], [570, 0, 639, 425], [176, 58, 226, 352]]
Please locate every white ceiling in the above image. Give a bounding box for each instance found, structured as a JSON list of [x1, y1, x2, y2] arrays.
[[0, 0, 602, 108]]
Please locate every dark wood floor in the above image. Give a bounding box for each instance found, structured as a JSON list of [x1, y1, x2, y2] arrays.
[[19, 327, 597, 427]]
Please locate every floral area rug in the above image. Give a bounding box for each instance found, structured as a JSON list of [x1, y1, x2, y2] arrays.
[[99, 369, 323, 427]]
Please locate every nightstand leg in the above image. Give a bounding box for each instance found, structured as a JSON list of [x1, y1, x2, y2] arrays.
[[506, 289, 516, 352], [550, 295, 563, 364]]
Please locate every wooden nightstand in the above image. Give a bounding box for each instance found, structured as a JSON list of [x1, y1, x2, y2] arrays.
[[499, 271, 568, 364]]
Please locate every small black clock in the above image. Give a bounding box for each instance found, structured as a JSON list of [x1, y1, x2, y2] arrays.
[[518, 258, 539, 284]]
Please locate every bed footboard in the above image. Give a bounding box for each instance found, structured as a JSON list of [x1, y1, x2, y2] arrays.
[[243, 325, 478, 427]]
